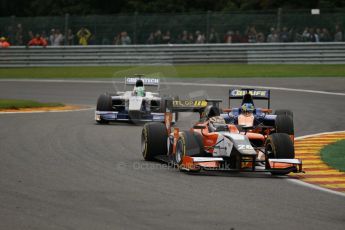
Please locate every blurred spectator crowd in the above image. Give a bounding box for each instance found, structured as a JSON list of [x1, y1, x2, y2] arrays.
[[145, 25, 343, 44], [0, 23, 343, 47]]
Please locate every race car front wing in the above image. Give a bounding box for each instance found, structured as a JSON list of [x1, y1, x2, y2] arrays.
[[95, 110, 166, 122], [179, 156, 303, 173], [155, 155, 303, 174]]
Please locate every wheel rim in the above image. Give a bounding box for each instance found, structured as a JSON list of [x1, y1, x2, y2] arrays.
[[175, 140, 183, 164], [265, 143, 274, 159], [141, 130, 147, 156]]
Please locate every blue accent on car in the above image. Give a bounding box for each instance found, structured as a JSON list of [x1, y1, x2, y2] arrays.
[[97, 111, 165, 122], [221, 108, 277, 126]]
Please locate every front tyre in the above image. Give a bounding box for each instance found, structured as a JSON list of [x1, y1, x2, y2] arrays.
[[175, 131, 204, 171], [96, 94, 112, 111], [96, 94, 112, 124], [142, 122, 168, 161], [265, 133, 295, 175]]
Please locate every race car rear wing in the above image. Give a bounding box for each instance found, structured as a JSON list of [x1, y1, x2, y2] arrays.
[[125, 75, 160, 91], [125, 77, 160, 86], [164, 99, 222, 133], [165, 99, 222, 112], [229, 88, 270, 109]]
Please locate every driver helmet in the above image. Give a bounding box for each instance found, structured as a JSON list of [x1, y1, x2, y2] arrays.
[[134, 86, 145, 96], [209, 116, 226, 125], [208, 116, 226, 132], [241, 103, 255, 115], [135, 79, 144, 87]]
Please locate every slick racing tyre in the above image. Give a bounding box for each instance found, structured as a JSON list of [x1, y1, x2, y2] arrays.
[[96, 94, 112, 111], [142, 122, 168, 161], [265, 133, 295, 175], [275, 114, 294, 135], [96, 94, 112, 124], [275, 109, 293, 118], [175, 131, 204, 169]]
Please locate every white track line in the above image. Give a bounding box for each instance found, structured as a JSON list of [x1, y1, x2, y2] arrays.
[[289, 130, 345, 197], [295, 130, 345, 140], [288, 179, 345, 197], [1, 79, 344, 96], [170, 82, 345, 96]]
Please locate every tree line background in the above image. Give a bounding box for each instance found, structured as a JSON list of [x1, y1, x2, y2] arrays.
[[1, 0, 345, 17]]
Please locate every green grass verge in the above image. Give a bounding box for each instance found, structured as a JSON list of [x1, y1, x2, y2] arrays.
[[0, 99, 64, 110], [320, 139, 345, 172], [0, 64, 345, 78]]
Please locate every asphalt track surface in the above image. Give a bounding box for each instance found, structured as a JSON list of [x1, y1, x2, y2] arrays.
[[0, 77, 345, 230]]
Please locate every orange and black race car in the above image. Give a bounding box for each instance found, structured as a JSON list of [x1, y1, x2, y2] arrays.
[[141, 99, 303, 175]]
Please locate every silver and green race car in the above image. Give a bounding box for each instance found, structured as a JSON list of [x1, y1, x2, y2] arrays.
[[95, 76, 177, 124]]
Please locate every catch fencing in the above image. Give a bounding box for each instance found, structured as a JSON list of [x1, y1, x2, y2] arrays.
[[0, 43, 345, 66]]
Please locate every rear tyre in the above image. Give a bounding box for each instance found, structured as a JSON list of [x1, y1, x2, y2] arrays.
[[275, 109, 293, 118], [265, 133, 295, 175], [275, 114, 294, 135], [142, 122, 168, 161], [96, 94, 112, 124], [175, 131, 204, 168]]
